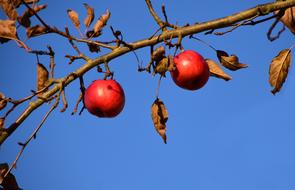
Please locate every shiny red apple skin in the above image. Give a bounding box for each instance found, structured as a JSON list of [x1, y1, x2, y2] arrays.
[[84, 79, 125, 118], [170, 50, 209, 90]]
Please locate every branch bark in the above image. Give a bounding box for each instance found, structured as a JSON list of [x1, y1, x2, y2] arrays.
[[1, 0, 295, 146]]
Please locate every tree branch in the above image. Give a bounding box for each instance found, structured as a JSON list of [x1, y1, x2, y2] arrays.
[[1, 0, 295, 146]]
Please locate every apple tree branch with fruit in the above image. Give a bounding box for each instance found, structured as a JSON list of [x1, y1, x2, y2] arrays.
[[0, 0, 294, 189]]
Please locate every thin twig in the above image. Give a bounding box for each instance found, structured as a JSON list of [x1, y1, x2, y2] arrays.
[[145, 0, 166, 30], [4, 94, 60, 178], [189, 35, 217, 51], [161, 4, 169, 23], [214, 15, 259, 35], [71, 93, 83, 115], [267, 18, 286, 41], [78, 77, 86, 115], [60, 90, 68, 112]]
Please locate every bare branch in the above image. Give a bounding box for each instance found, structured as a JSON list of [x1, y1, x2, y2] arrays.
[[1, 0, 295, 146], [4, 93, 60, 177], [145, 0, 166, 30]]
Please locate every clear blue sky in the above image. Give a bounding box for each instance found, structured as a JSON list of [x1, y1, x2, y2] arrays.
[[1, 1, 295, 190]]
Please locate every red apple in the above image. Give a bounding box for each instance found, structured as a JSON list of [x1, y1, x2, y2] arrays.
[[84, 79, 125, 118], [170, 50, 209, 90]]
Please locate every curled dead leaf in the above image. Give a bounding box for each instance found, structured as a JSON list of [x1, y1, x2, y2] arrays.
[[26, 25, 48, 38], [216, 50, 248, 71], [67, 9, 80, 30], [151, 98, 168, 144], [83, 3, 94, 29], [206, 59, 232, 81], [152, 46, 165, 62], [93, 9, 110, 37], [0, 92, 7, 111], [153, 56, 174, 77], [279, 7, 295, 34], [87, 42, 100, 53], [0, 0, 18, 20], [0, 19, 18, 43], [269, 49, 291, 94], [37, 63, 49, 92]]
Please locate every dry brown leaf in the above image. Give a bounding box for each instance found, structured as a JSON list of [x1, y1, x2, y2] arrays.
[[0, 0, 18, 20], [151, 98, 168, 144], [87, 42, 100, 53], [26, 25, 48, 38], [93, 9, 110, 36], [0, 163, 8, 184], [153, 56, 174, 77], [279, 7, 295, 34], [0, 163, 21, 190], [37, 63, 49, 92], [152, 46, 165, 62], [67, 9, 80, 30], [216, 50, 248, 71], [11, 0, 39, 8], [0, 92, 7, 111], [18, 4, 47, 28], [0, 118, 4, 129], [83, 3, 94, 29], [269, 49, 292, 94], [0, 19, 17, 43], [206, 59, 232, 81]]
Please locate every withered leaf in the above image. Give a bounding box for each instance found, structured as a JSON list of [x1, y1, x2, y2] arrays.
[[279, 7, 295, 34], [0, 19, 17, 43], [151, 98, 168, 144], [67, 9, 80, 31], [18, 4, 47, 28], [0, 92, 7, 111], [269, 49, 291, 94], [216, 50, 248, 71], [87, 42, 100, 53], [83, 3, 94, 29], [153, 56, 174, 77], [93, 9, 110, 37], [0, 0, 18, 20], [0, 163, 21, 190], [152, 46, 165, 62], [206, 59, 232, 81], [11, 0, 39, 8], [26, 25, 48, 38], [37, 63, 49, 92], [0, 163, 8, 184], [0, 118, 3, 129]]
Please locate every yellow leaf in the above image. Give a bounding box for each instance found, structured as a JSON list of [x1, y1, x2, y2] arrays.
[[151, 98, 168, 144], [206, 59, 232, 81], [269, 49, 292, 94]]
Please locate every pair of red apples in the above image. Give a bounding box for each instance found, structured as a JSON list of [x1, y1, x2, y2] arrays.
[[84, 50, 209, 117]]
